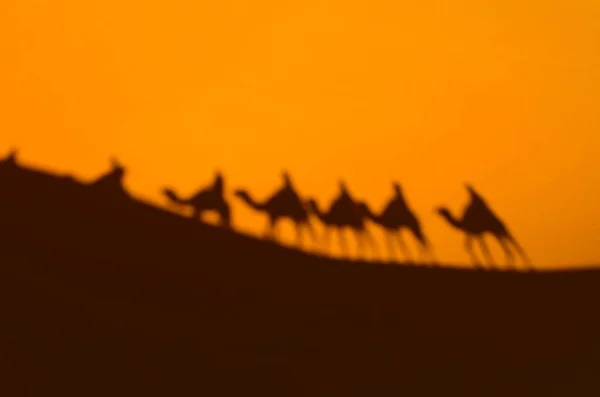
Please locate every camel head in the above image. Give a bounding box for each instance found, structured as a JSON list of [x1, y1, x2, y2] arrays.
[[435, 206, 464, 230], [305, 198, 319, 213], [233, 189, 250, 200], [161, 187, 178, 202], [435, 207, 451, 217], [109, 157, 125, 178]]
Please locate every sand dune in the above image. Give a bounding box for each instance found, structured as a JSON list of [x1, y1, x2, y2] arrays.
[[1, 162, 599, 396]]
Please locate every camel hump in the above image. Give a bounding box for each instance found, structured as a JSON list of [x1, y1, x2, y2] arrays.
[[89, 159, 128, 196], [339, 180, 349, 193], [110, 157, 120, 168], [1, 148, 19, 167], [212, 172, 225, 196], [465, 184, 486, 203], [273, 172, 301, 204], [335, 181, 355, 206], [96, 159, 124, 180], [462, 183, 488, 211]]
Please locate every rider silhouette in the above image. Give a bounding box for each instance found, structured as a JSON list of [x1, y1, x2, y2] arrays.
[[212, 171, 224, 197]]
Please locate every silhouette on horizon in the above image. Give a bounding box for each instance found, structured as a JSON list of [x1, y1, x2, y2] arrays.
[[162, 171, 231, 228], [87, 158, 130, 198], [234, 171, 316, 247], [436, 184, 533, 270], [356, 182, 435, 264], [0, 148, 18, 168], [306, 181, 378, 259], [1, 150, 542, 270]]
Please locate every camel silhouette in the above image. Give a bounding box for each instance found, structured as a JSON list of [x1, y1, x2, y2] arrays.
[[436, 184, 532, 270], [0, 149, 77, 183], [88, 158, 129, 197], [162, 171, 231, 228], [306, 181, 378, 259], [234, 171, 315, 247], [0, 149, 18, 167], [356, 182, 435, 264]]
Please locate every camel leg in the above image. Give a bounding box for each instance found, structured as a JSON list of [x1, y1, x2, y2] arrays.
[[477, 237, 495, 270], [263, 218, 272, 240], [218, 203, 231, 228], [322, 227, 332, 254], [191, 207, 201, 221], [505, 233, 534, 270], [415, 243, 425, 264], [385, 232, 397, 263], [414, 233, 437, 266], [295, 222, 303, 248], [408, 228, 427, 265], [465, 235, 482, 269], [395, 231, 413, 264], [265, 216, 277, 240], [498, 236, 516, 270], [354, 230, 374, 260], [425, 244, 439, 267], [411, 231, 430, 265], [364, 229, 378, 260], [338, 228, 348, 259], [305, 221, 318, 247], [353, 231, 365, 260], [320, 227, 333, 255], [417, 240, 435, 266], [271, 220, 281, 241]]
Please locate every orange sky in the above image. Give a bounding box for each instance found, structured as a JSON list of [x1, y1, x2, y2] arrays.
[[1, 1, 599, 268]]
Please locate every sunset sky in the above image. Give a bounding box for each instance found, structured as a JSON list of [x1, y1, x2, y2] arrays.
[[1, 1, 599, 267]]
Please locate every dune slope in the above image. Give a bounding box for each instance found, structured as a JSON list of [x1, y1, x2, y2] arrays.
[[1, 162, 599, 396]]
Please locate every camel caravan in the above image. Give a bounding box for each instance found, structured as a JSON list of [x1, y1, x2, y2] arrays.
[[158, 164, 532, 270], [1, 150, 533, 270]]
